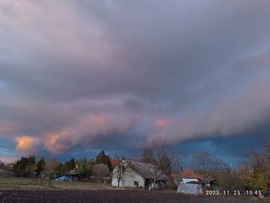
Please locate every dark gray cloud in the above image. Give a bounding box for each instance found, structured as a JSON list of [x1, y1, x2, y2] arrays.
[[0, 0, 270, 160]]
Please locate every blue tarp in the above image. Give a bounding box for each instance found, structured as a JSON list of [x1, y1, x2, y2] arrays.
[[55, 175, 72, 182]]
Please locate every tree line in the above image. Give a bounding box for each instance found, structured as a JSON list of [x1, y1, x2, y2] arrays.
[[10, 150, 112, 181]]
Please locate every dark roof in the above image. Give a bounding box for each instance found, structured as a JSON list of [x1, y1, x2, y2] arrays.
[[125, 158, 169, 181]]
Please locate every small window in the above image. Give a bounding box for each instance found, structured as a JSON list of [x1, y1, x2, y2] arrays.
[[134, 181, 138, 186]]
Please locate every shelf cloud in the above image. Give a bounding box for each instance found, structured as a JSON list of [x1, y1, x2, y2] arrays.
[[0, 0, 270, 161]]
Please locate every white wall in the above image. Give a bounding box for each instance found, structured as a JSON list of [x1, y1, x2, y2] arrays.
[[112, 169, 145, 188]]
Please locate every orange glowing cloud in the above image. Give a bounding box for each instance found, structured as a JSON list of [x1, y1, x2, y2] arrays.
[[42, 112, 138, 154], [15, 136, 36, 155]]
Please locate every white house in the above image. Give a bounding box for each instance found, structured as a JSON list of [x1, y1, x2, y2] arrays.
[[111, 158, 169, 189]]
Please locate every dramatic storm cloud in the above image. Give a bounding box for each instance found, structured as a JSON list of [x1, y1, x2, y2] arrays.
[[0, 0, 270, 163]]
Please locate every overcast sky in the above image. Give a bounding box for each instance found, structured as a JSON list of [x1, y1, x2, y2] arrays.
[[1, 0, 270, 166]]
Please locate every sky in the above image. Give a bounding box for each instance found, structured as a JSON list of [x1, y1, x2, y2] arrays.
[[1, 0, 270, 167]]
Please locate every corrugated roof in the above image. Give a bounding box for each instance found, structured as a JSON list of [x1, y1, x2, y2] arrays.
[[125, 158, 169, 181]]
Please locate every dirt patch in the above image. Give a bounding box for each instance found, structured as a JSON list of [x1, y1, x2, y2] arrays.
[[0, 190, 263, 203]]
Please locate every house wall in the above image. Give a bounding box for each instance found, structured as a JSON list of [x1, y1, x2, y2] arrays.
[[112, 170, 145, 188]]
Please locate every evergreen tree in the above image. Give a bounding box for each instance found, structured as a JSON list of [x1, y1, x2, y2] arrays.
[[95, 150, 113, 172], [67, 158, 76, 171], [63, 158, 76, 173], [76, 158, 88, 176], [87, 158, 95, 176], [13, 156, 36, 177], [36, 157, 46, 176], [55, 163, 66, 174]]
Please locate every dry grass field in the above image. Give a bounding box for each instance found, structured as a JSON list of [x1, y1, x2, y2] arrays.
[[0, 177, 115, 190]]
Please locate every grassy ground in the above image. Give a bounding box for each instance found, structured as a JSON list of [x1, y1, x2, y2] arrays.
[[0, 176, 115, 190]]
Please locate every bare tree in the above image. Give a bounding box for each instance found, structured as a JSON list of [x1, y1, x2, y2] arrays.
[[135, 136, 183, 189], [44, 158, 59, 179], [192, 151, 223, 188], [113, 156, 132, 187], [92, 163, 110, 183]]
